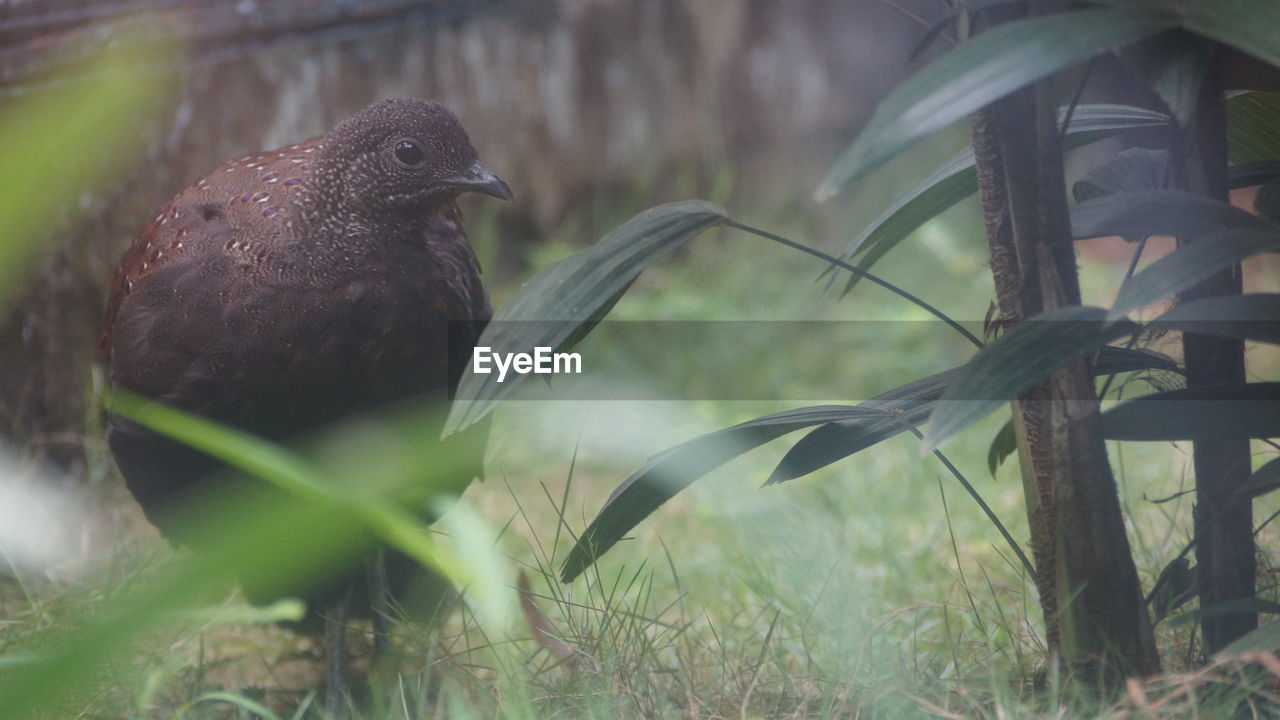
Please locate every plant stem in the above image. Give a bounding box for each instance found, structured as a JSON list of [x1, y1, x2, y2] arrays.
[[905, 423, 1036, 577], [1096, 236, 1150, 401], [727, 220, 985, 349]]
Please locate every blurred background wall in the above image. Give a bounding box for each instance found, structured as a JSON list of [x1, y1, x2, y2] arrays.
[[0, 0, 926, 475]]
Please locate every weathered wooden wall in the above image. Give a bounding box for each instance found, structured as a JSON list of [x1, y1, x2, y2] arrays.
[[0, 0, 922, 473]]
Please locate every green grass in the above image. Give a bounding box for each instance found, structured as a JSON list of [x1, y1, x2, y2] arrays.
[[4, 111, 1279, 719]]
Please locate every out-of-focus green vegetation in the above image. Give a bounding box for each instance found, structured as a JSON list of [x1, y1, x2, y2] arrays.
[[0, 34, 169, 312]]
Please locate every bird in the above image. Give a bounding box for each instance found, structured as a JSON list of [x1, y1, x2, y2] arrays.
[[99, 98, 511, 713]]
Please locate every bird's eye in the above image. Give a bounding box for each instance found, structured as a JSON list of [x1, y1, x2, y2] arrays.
[[393, 139, 426, 168]]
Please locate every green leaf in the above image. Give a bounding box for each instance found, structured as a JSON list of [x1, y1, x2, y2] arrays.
[[1071, 189, 1275, 239], [1229, 161, 1280, 189], [1072, 148, 1171, 203], [832, 149, 977, 292], [1113, 235, 1280, 319], [770, 344, 1177, 484], [1152, 293, 1280, 345], [1101, 383, 1280, 441], [834, 104, 1169, 294], [1148, 557, 1197, 624], [108, 391, 476, 586], [1226, 92, 1280, 164], [446, 201, 728, 434], [1184, 2, 1280, 70], [0, 34, 170, 312], [183, 693, 285, 720], [558, 343, 1178, 583], [922, 306, 1135, 452], [1216, 620, 1280, 658], [1070, 191, 1280, 317], [765, 369, 961, 485], [1228, 93, 1280, 163], [5, 401, 513, 720], [1256, 177, 1280, 224], [106, 391, 333, 503], [814, 7, 1175, 198], [1118, 29, 1212, 127], [987, 418, 1017, 477], [1170, 599, 1280, 627], [1094, 345, 1181, 376], [1246, 457, 1280, 499], [558, 405, 873, 582]]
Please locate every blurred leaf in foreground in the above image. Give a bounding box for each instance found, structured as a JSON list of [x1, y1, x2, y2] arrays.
[[1, 395, 513, 720], [0, 27, 171, 311]]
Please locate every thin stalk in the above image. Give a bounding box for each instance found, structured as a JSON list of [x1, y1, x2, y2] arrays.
[[1142, 483, 1280, 612], [1097, 235, 1150, 400], [902, 422, 1035, 577], [937, 475, 989, 641], [1056, 57, 1095, 147], [728, 220, 984, 349]]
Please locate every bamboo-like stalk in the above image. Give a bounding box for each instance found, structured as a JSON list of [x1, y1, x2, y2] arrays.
[[967, 5, 1159, 685]]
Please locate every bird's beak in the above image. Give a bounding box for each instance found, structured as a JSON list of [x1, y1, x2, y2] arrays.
[[448, 161, 513, 201]]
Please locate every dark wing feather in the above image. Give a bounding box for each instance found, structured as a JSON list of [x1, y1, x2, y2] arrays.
[[100, 137, 324, 355]]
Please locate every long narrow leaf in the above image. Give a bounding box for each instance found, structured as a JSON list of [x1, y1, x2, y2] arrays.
[[558, 405, 876, 582], [987, 418, 1018, 476], [108, 391, 472, 584], [1215, 620, 1280, 658], [1185, 2, 1280, 69], [5, 403, 506, 720], [1071, 190, 1276, 240], [1152, 293, 1280, 345], [922, 306, 1135, 452], [1072, 148, 1171, 202], [1258, 178, 1280, 224], [815, 7, 1174, 198], [1070, 191, 1280, 317], [766, 369, 960, 485], [836, 104, 1170, 294], [832, 149, 977, 293], [1101, 383, 1280, 441], [446, 201, 728, 434], [1247, 457, 1280, 499], [1112, 233, 1280, 318], [1117, 29, 1211, 127], [835, 96, 1275, 294], [1230, 161, 1280, 189], [0, 33, 170, 311], [830, 89, 1266, 295], [1226, 92, 1280, 164], [561, 344, 1173, 581], [1171, 599, 1280, 627], [776, 343, 1172, 484]]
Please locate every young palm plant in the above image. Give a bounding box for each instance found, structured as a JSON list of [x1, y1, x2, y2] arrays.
[[448, 0, 1280, 695]]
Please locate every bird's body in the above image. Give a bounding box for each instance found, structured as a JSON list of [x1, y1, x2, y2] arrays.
[[101, 99, 510, 669]]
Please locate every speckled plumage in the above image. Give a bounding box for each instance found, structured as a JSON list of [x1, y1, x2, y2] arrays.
[[103, 98, 509, 607]]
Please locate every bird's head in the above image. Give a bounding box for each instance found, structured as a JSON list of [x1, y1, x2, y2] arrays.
[[313, 98, 512, 219]]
